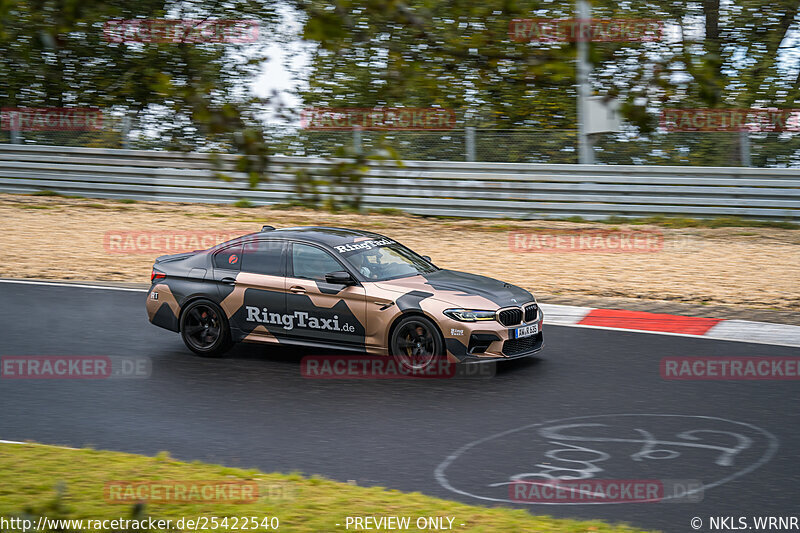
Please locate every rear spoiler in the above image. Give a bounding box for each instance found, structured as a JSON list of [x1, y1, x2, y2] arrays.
[[155, 250, 202, 263]]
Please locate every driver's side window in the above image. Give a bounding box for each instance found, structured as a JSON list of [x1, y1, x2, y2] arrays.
[[291, 243, 343, 281]]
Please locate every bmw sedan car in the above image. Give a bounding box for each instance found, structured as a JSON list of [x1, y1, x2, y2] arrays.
[[147, 226, 543, 369]]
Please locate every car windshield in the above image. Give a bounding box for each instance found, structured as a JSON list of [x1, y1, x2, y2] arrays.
[[336, 241, 437, 281]]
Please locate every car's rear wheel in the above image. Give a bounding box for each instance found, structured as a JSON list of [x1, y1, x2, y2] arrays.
[[390, 315, 445, 371], [180, 300, 232, 357]]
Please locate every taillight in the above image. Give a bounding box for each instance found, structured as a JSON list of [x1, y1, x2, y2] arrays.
[[151, 268, 166, 282]]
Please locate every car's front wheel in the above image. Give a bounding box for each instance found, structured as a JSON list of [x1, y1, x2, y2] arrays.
[[180, 299, 232, 357], [390, 315, 445, 371]]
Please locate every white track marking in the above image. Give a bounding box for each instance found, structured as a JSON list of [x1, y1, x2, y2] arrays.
[[705, 320, 800, 348], [0, 279, 147, 292], [0, 440, 77, 449], [434, 414, 779, 506], [538, 304, 592, 325], [549, 322, 800, 348], [541, 304, 800, 348]]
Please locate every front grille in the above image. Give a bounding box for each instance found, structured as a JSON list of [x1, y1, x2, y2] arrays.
[[503, 335, 540, 356], [524, 303, 538, 323], [497, 308, 523, 326]]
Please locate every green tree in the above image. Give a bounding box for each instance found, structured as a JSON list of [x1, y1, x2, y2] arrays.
[[292, 0, 800, 165], [0, 0, 279, 177]]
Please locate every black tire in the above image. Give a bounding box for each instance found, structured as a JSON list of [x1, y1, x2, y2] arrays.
[[180, 299, 232, 357], [390, 315, 446, 372]]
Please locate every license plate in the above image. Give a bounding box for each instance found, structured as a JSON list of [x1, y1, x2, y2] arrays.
[[512, 323, 539, 339]]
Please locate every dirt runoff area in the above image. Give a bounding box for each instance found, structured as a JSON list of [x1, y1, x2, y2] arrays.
[[0, 193, 798, 312]]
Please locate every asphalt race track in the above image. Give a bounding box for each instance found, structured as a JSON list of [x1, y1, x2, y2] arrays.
[[2, 281, 799, 532]]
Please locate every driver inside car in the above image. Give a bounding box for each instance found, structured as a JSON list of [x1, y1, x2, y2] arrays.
[[352, 250, 381, 279]]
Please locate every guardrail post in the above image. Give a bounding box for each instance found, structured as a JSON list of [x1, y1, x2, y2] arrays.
[[9, 111, 22, 144], [576, 0, 594, 164], [353, 126, 362, 155], [739, 131, 751, 167], [465, 126, 476, 162], [121, 115, 132, 149]]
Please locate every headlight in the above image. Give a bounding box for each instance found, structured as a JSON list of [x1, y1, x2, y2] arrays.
[[443, 309, 497, 322]]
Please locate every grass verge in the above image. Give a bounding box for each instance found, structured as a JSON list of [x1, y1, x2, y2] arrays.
[[0, 442, 650, 532], [21, 192, 799, 229], [590, 215, 798, 230]]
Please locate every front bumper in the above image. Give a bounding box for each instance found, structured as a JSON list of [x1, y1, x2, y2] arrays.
[[441, 307, 545, 363], [461, 331, 544, 363]]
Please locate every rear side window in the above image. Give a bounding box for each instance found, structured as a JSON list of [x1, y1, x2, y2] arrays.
[[213, 244, 242, 270], [242, 240, 284, 276]]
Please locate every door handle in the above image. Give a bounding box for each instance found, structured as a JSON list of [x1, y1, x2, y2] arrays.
[[220, 277, 237, 285], [289, 286, 307, 294]]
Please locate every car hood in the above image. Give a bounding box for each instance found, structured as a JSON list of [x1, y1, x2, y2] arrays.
[[375, 269, 534, 308]]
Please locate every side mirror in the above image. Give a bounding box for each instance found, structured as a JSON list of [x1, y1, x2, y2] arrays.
[[325, 270, 355, 285], [422, 255, 432, 262]]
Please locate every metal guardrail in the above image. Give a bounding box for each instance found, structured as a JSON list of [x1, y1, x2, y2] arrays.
[[0, 144, 799, 220]]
